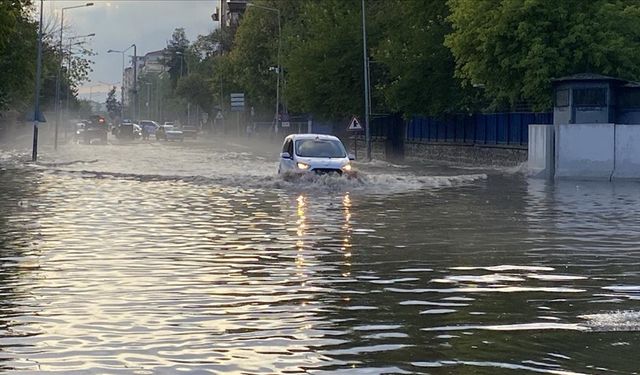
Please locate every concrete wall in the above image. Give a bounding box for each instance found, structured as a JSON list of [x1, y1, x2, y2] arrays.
[[613, 125, 640, 179], [405, 142, 526, 166], [555, 123, 615, 180], [528, 124, 554, 178], [616, 109, 640, 125], [364, 139, 527, 166]]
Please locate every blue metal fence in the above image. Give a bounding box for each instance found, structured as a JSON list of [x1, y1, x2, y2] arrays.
[[406, 112, 552, 146]]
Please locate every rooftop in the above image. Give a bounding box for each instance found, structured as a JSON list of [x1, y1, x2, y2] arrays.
[[552, 73, 629, 83]]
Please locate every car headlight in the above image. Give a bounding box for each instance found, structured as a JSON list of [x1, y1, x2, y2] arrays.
[[297, 162, 310, 170], [342, 163, 352, 172]]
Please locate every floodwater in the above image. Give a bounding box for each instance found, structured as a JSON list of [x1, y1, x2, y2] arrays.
[[0, 138, 639, 374]]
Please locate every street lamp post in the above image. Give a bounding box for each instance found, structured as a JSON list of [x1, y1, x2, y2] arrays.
[[361, 0, 371, 161], [247, 3, 281, 135], [145, 82, 152, 119], [65, 33, 95, 142], [54, 2, 93, 150], [108, 44, 134, 117], [31, 0, 44, 162], [132, 44, 138, 121], [176, 51, 188, 123]]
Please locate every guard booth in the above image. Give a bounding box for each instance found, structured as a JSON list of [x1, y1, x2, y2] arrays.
[[529, 73, 640, 180], [552, 73, 627, 125]]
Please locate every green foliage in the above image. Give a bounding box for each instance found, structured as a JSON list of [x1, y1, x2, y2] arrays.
[[176, 73, 216, 113], [229, 0, 281, 113], [446, 0, 640, 111], [164, 28, 190, 89], [0, 1, 93, 113], [284, 0, 366, 120], [373, 0, 478, 116], [106, 86, 121, 120], [0, 1, 36, 110]]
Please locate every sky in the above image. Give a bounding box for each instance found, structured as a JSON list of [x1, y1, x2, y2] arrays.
[[46, 0, 220, 101]]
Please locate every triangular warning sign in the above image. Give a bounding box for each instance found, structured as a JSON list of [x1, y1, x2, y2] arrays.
[[347, 116, 363, 131]]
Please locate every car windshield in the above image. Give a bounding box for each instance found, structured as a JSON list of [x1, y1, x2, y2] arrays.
[[295, 139, 346, 158]]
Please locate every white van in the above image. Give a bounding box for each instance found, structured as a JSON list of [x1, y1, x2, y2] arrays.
[[278, 134, 355, 176]]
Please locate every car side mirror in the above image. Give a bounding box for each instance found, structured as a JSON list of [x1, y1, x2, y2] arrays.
[[348, 153, 355, 160], [281, 152, 291, 159]]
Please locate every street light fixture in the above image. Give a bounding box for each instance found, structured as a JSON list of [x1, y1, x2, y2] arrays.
[[54, 1, 94, 150], [64, 33, 95, 142], [247, 2, 281, 134], [108, 44, 134, 115]]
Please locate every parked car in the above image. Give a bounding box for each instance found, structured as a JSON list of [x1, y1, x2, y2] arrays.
[[78, 115, 108, 144], [113, 122, 141, 140], [156, 125, 184, 142], [278, 134, 355, 176], [139, 120, 160, 140], [181, 125, 199, 139]]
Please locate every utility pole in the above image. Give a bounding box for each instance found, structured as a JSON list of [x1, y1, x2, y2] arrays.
[[132, 44, 137, 121], [246, 3, 280, 135], [66, 34, 95, 142], [145, 82, 151, 119], [32, 0, 44, 162], [362, 0, 371, 161], [54, 2, 93, 150]]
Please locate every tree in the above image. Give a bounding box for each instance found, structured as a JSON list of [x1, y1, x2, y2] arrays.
[[0, 1, 93, 113], [105, 86, 121, 120], [0, 1, 36, 110], [445, 0, 640, 111], [284, 0, 369, 120], [163, 28, 190, 89], [373, 0, 478, 116]]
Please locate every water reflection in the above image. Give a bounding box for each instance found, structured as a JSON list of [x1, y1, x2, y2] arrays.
[[0, 155, 639, 373]]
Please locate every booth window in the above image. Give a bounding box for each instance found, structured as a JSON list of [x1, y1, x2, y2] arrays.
[[618, 90, 640, 108], [573, 88, 606, 107], [555, 89, 569, 107]]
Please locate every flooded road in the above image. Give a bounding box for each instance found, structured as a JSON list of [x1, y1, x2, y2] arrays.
[[1, 139, 639, 374]]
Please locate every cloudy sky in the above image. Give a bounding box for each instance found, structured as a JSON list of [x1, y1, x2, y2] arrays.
[[46, 0, 220, 101]]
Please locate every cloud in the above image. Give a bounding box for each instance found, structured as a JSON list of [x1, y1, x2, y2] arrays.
[[49, 0, 219, 99]]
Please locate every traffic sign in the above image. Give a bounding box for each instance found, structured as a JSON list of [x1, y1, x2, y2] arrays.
[[347, 116, 363, 131], [281, 121, 290, 128], [215, 111, 224, 120], [230, 93, 245, 112]]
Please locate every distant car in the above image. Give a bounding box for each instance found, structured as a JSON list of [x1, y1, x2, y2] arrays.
[[156, 125, 184, 142], [278, 134, 355, 176], [181, 125, 198, 139], [139, 120, 160, 140], [78, 115, 108, 144], [113, 122, 141, 140]]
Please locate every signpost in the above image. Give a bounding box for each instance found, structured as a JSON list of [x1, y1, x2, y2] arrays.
[[230, 93, 245, 111], [230, 93, 244, 136], [347, 116, 363, 159]]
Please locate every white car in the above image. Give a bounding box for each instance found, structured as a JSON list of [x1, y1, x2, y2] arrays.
[[156, 125, 184, 141], [278, 134, 355, 176]]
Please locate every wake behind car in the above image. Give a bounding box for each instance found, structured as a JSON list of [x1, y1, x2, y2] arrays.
[[278, 134, 355, 176]]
